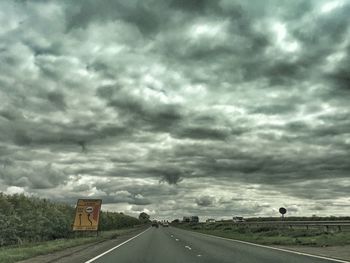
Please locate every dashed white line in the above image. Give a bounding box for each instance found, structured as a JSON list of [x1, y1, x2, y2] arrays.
[[185, 245, 192, 250], [175, 238, 179, 241]]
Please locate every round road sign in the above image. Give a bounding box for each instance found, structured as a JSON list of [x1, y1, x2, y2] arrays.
[[86, 206, 94, 213], [279, 207, 287, 215]]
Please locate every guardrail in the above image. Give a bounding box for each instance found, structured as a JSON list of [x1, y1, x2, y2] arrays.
[[204, 220, 350, 232], [244, 221, 350, 231]]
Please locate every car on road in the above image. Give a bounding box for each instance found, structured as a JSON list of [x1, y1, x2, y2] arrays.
[[162, 222, 169, 227], [152, 221, 159, 228], [233, 216, 245, 223]]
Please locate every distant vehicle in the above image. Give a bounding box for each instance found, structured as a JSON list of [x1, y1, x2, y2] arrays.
[[233, 216, 245, 223], [163, 222, 169, 227], [152, 221, 159, 228], [206, 218, 216, 223]]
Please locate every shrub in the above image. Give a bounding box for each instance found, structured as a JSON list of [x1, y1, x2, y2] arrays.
[[0, 193, 141, 247], [251, 227, 276, 233]]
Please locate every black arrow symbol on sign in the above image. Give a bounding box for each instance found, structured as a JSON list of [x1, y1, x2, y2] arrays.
[[87, 213, 93, 226]]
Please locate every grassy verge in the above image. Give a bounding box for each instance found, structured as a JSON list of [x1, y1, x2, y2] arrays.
[[0, 227, 143, 263], [176, 224, 350, 247]]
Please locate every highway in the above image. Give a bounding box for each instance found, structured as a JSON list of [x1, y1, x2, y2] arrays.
[[85, 226, 347, 263]]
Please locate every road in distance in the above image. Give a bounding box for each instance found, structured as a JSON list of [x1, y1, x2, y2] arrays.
[[86, 226, 348, 263]]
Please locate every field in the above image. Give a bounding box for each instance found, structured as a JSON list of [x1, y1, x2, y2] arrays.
[[176, 221, 350, 247]]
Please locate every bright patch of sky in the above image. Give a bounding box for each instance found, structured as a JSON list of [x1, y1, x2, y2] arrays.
[[321, 0, 345, 13], [272, 22, 300, 53]]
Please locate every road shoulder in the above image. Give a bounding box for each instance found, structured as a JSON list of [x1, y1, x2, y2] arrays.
[[17, 226, 149, 263], [272, 245, 350, 262]]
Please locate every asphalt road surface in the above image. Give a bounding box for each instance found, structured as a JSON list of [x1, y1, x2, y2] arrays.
[[85, 226, 348, 263]]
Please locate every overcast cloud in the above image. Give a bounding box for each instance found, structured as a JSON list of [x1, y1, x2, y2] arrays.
[[0, 0, 349, 220]]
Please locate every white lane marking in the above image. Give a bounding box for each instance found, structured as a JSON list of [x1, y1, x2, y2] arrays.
[[185, 245, 192, 250], [84, 228, 151, 263], [175, 238, 179, 241], [171, 235, 174, 237], [197, 254, 202, 257], [192, 231, 350, 263]]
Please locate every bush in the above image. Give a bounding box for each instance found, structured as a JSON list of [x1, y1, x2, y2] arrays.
[[259, 230, 280, 237], [236, 227, 247, 234], [251, 227, 275, 233], [0, 193, 141, 247], [99, 212, 140, 230], [287, 230, 323, 238], [214, 223, 223, 229]]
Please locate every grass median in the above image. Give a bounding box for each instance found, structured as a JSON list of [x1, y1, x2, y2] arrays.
[[175, 223, 350, 247], [0, 227, 144, 263]]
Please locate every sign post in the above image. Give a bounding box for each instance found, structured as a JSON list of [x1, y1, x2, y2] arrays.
[[279, 207, 287, 220], [72, 199, 102, 232]]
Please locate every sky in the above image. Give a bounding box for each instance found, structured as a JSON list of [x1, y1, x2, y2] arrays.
[[0, 0, 349, 220]]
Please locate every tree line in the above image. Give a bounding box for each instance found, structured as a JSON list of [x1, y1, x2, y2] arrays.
[[0, 193, 141, 246]]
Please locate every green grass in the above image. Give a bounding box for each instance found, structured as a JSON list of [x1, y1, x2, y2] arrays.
[[176, 224, 350, 247], [0, 227, 141, 263]]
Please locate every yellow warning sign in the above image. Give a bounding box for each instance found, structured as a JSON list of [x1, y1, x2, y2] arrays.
[[72, 199, 102, 231]]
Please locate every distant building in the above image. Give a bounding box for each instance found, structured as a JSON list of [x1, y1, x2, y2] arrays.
[[206, 218, 215, 223], [190, 216, 199, 223], [183, 216, 190, 223]]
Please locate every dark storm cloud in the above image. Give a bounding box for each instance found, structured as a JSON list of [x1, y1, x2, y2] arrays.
[[250, 103, 298, 115], [158, 167, 184, 185], [96, 84, 238, 141], [326, 45, 350, 91], [196, 195, 215, 207], [0, 112, 132, 150], [144, 137, 350, 191], [0, 0, 349, 218], [96, 84, 183, 132], [65, 0, 165, 35], [47, 91, 67, 110], [155, 5, 269, 69], [86, 179, 179, 209], [102, 163, 186, 185], [0, 108, 24, 121], [107, 97, 182, 129], [95, 180, 179, 198], [89, 192, 152, 206], [174, 126, 230, 140], [291, 2, 350, 47], [170, 0, 221, 14], [0, 163, 65, 189]]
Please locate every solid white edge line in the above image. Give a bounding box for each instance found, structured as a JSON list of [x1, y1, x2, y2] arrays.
[[185, 230, 350, 263], [84, 227, 151, 263]]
